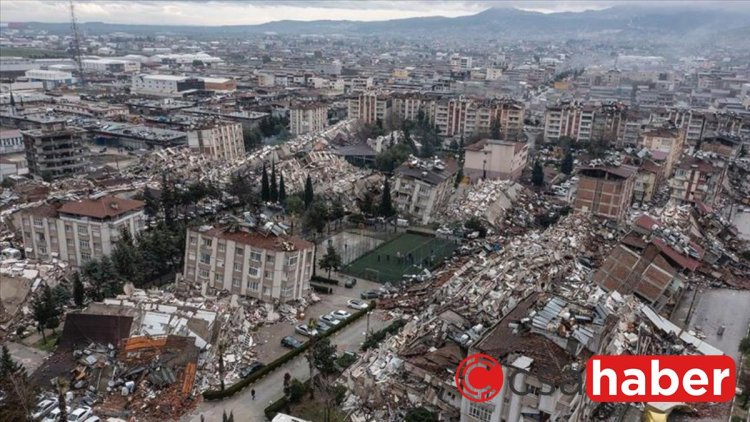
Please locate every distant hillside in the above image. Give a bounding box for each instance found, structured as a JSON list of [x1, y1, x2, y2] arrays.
[[7, 6, 750, 42]]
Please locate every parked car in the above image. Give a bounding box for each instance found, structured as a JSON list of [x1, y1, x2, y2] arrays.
[[67, 407, 92, 422], [315, 320, 332, 333], [239, 362, 265, 379], [32, 399, 58, 420], [83, 417, 101, 422], [360, 290, 380, 299], [330, 310, 352, 320], [295, 324, 319, 337], [281, 336, 303, 349], [42, 406, 70, 422], [344, 278, 357, 288], [319, 314, 341, 326], [347, 299, 369, 310]]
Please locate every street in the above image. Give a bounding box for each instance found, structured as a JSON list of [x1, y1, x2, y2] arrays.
[[183, 308, 388, 422]]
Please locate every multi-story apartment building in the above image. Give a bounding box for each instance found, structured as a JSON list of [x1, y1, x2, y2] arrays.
[[573, 165, 637, 222], [14, 195, 146, 266], [0, 128, 24, 155], [391, 158, 457, 225], [187, 120, 245, 162], [182, 225, 315, 302], [289, 102, 328, 135], [463, 139, 528, 182], [633, 160, 662, 204], [347, 91, 390, 125], [23, 124, 88, 180], [640, 126, 684, 177], [543, 102, 595, 144], [670, 155, 727, 206]]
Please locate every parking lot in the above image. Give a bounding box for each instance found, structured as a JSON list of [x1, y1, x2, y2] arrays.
[[251, 272, 385, 363]]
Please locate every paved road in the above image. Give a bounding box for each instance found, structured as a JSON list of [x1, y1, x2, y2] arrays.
[[184, 310, 387, 422]]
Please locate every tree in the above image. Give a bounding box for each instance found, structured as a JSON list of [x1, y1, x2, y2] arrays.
[[270, 162, 278, 202], [82, 256, 121, 300], [304, 175, 314, 208], [278, 172, 287, 204], [285, 195, 304, 216], [283, 372, 292, 399], [465, 217, 488, 237], [228, 174, 259, 211], [740, 335, 750, 355], [143, 187, 160, 219], [0, 345, 20, 376], [72, 272, 85, 307], [303, 200, 328, 234], [561, 150, 574, 175], [0, 347, 36, 422], [218, 342, 226, 391], [490, 118, 501, 139], [311, 337, 337, 375], [111, 227, 143, 286], [51, 284, 71, 308], [378, 179, 395, 218], [32, 284, 56, 343], [454, 167, 464, 188], [405, 407, 438, 422], [319, 245, 342, 279], [261, 163, 270, 202], [532, 160, 545, 187], [55, 377, 68, 422]]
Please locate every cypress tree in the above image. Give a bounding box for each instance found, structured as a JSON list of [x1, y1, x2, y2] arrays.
[[532, 161, 545, 187], [304, 175, 314, 208], [72, 272, 84, 307], [270, 162, 278, 202], [379, 179, 395, 217], [279, 172, 287, 204], [261, 162, 270, 202]]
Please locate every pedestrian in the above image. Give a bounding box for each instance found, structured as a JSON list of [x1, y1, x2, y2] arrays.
[[251, 389, 256, 400]]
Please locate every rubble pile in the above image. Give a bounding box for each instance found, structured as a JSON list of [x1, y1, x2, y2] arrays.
[[436, 179, 534, 228]]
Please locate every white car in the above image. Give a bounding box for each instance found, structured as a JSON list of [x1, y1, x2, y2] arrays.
[[84, 416, 101, 422], [42, 406, 71, 422], [67, 406, 92, 422], [347, 299, 369, 310], [295, 324, 319, 337], [32, 399, 58, 420], [318, 314, 341, 326], [330, 310, 352, 320]]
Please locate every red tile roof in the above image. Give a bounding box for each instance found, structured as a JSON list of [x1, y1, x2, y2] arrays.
[[197, 225, 314, 252], [58, 196, 144, 219]]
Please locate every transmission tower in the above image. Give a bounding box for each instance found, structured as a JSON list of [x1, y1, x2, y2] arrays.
[[69, 0, 86, 87]]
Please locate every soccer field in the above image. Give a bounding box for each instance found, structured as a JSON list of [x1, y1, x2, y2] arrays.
[[341, 233, 458, 283]]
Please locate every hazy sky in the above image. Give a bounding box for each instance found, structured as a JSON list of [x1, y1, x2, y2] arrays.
[[1, 1, 747, 26]]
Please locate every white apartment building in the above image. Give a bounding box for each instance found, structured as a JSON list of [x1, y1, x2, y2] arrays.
[[289, 102, 328, 135], [463, 139, 528, 182], [187, 121, 245, 162], [543, 102, 596, 143], [0, 128, 24, 155], [14, 195, 146, 267], [392, 158, 458, 225], [182, 225, 315, 302], [131, 74, 187, 96], [347, 92, 390, 125]]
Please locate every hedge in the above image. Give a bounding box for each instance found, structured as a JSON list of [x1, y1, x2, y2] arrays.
[[203, 302, 374, 400], [311, 275, 339, 286], [361, 319, 406, 351], [310, 283, 333, 294]]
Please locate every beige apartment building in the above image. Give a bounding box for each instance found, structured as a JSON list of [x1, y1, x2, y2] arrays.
[[15, 195, 146, 266], [289, 102, 328, 135], [640, 126, 684, 177], [392, 158, 458, 225], [463, 139, 528, 182], [187, 120, 245, 162], [347, 91, 391, 125], [182, 225, 315, 302]]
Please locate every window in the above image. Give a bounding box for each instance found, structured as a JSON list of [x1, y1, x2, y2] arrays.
[[250, 251, 262, 262], [248, 266, 260, 277], [200, 252, 211, 265], [78, 224, 87, 234], [266, 253, 275, 262], [232, 277, 241, 288], [468, 403, 493, 422], [202, 238, 213, 247], [264, 270, 271, 279], [218, 243, 225, 252], [263, 287, 271, 296], [38, 246, 47, 255], [36, 232, 45, 242], [80, 252, 91, 262], [33, 217, 43, 226], [287, 256, 298, 266], [234, 262, 242, 272], [215, 271, 223, 281], [249, 281, 259, 290], [199, 269, 209, 279], [65, 224, 72, 233], [235, 247, 244, 255], [189, 236, 197, 245], [79, 239, 90, 249], [92, 226, 100, 236]]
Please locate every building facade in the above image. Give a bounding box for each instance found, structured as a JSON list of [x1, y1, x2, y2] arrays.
[[640, 126, 684, 177], [187, 121, 245, 162], [670, 155, 727, 205], [289, 102, 328, 135], [347, 91, 391, 125], [14, 195, 146, 267], [392, 158, 457, 225], [182, 225, 315, 302], [23, 125, 88, 180], [0, 128, 24, 155], [463, 139, 528, 182], [573, 165, 637, 222]]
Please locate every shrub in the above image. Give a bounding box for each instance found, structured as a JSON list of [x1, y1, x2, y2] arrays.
[[310, 284, 333, 294], [311, 275, 339, 286]]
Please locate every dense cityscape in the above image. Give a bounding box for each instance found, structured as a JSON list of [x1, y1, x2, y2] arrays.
[[0, 1, 749, 422]]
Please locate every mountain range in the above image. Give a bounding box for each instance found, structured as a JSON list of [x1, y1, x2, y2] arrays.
[[11, 7, 750, 42]]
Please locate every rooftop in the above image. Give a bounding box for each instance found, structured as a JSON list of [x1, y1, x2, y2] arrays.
[[193, 225, 314, 252], [58, 195, 145, 219]]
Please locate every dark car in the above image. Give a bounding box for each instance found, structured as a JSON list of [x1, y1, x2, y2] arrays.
[[315, 320, 332, 333], [281, 336, 304, 349], [360, 290, 380, 300], [239, 362, 265, 378], [344, 278, 357, 288]]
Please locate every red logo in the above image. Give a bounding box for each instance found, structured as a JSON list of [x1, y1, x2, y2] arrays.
[[586, 355, 736, 402], [455, 353, 504, 402]]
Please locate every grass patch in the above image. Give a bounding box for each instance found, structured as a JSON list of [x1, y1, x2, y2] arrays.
[[341, 233, 458, 283], [33, 333, 60, 352]]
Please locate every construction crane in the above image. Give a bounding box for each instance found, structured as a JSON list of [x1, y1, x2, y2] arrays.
[[69, 0, 86, 87]]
